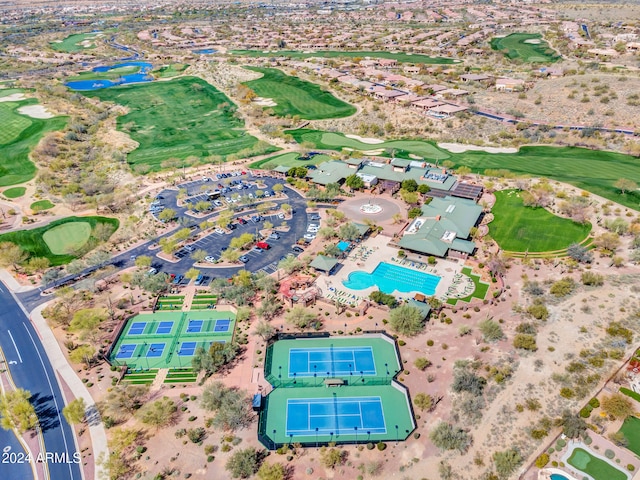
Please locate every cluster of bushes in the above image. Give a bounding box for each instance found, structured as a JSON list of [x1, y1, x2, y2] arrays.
[[369, 290, 397, 308], [579, 398, 600, 418]]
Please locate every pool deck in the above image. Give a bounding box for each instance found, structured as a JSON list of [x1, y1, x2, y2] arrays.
[[317, 235, 463, 303]]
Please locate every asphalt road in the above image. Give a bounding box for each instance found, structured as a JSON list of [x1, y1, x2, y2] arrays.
[[0, 424, 32, 479], [0, 285, 82, 480]]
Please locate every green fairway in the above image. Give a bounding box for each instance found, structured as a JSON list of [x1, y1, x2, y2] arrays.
[[243, 67, 356, 120], [0, 89, 25, 98], [50, 33, 102, 53], [568, 448, 627, 480], [490, 190, 591, 252], [153, 64, 189, 78], [231, 50, 457, 64], [0, 99, 67, 186], [84, 77, 276, 171], [42, 221, 91, 254], [0, 216, 119, 265], [66, 65, 140, 82], [619, 416, 640, 456], [3, 187, 25, 198], [30, 200, 55, 211], [289, 129, 450, 160], [490, 33, 560, 63], [249, 151, 334, 170]]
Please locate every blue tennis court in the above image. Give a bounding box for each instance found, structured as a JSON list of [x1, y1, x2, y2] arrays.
[[156, 321, 174, 334], [286, 397, 386, 436], [146, 343, 165, 358], [178, 341, 197, 356], [186, 320, 203, 333], [214, 319, 231, 332], [128, 322, 146, 335], [289, 346, 376, 377], [116, 344, 136, 359]]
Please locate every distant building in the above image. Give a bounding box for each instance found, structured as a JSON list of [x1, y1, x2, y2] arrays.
[[495, 77, 525, 92]]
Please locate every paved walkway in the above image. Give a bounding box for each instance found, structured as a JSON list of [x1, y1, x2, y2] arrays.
[[29, 303, 109, 480]]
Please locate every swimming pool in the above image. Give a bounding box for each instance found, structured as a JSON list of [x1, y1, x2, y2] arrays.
[[551, 474, 570, 480], [342, 262, 440, 295], [337, 241, 350, 252]]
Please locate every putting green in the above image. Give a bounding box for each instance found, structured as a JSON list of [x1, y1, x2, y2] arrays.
[[42, 222, 92, 255], [3, 187, 25, 198], [249, 152, 334, 169], [30, 200, 54, 211], [567, 448, 626, 480], [619, 416, 640, 456], [490, 33, 560, 63], [0, 104, 33, 145], [230, 50, 457, 64], [490, 190, 591, 253], [153, 64, 189, 78], [50, 33, 101, 53], [243, 67, 355, 120]]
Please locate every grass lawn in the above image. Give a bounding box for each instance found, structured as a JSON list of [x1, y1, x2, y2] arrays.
[[288, 129, 450, 160], [490, 190, 591, 252], [84, 77, 277, 171], [153, 64, 189, 79], [243, 67, 356, 120], [249, 151, 334, 169], [3, 187, 26, 198], [30, 200, 55, 212], [0, 100, 67, 186], [446, 267, 490, 305], [230, 50, 458, 64], [445, 146, 640, 211], [490, 33, 560, 63], [50, 33, 101, 53], [42, 221, 92, 254], [0, 88, 25, 98], [568, 448, 627, 480], [619, 416, 640, 456], [66, 66, 141, 83], [0, 216, 119, 265]]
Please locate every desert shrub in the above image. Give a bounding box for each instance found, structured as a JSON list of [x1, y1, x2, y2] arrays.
[[535, 453, 549, 468]]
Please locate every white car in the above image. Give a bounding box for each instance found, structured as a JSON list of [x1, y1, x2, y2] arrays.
[[277, 213, 285, 219], [215, 228, 225, 234], [304, 233, 316, 241], [205, 256, 216, 263], [213, 200, 223, 207], [307, 227, 319, 233]]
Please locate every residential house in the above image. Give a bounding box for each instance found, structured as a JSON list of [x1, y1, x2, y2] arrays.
[[495, 77, 525, 92]]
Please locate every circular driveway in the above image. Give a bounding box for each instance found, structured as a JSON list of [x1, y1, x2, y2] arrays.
[[337, 196, 403, 223]]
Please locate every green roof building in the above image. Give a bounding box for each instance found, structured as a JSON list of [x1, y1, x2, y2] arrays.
[[398, 196, 482, 258]]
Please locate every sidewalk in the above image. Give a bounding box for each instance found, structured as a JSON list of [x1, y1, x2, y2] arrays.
[[0, 269, 38, 293], [27, 300, 109, 480]]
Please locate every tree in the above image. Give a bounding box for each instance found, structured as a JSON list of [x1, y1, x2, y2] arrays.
[[285, 305, 320, 330], [338, 223, 360, 241], [226, 447, 263, 479], [257, 295, 281, 320], [0, 389, 37, 433], [513, 333, 537, 351], [601, 393, 634, 420], [479, 318, 504, 342], [389, 304, 425, 336], [399, 189, 419, 205], [401, 179, 418, 192], [185, 268, 201, 282], [66, 258, 87, 275], [452, 370, 486, 396], [567, 243, 593, 263], [614, 178, 637, 195], [221, 248, 241, 263], [69, 308, 107, 340], [191, 249, 207, 263], [63, 398, 86, 425], [278, 255, 304, 274], [429, 422, 471, 452], [158, 208, 177, 222], [0, 242, 27, 269], [493, 448, 522, 479], [418, 184, 430, 195], [408, 207, 423, 218], [413, 393, 433, 411], [594, 232, 621, 252], [320, 447, 347, 469], [254, 321, 275, 342], [102, 384, 149, 419], [26, 257, 50, 274], [272, 183, 284, 194], [257, 462, 285, 480], [201, 382, 253, 431], [134, 255, 152, 269], [136, 396, 177, 430], [319, 226, 337, 240], [558, 410, 586, 438], [69, 344, 96, 368]]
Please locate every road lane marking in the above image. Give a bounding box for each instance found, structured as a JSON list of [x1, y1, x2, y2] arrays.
[[7, 330, 23, 364], [23, 324, 77, 480]]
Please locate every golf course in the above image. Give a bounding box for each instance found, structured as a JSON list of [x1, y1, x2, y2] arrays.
[[250, 151, 334, 170], [50, 32, 102, 52], [619, 416, 640, 457], [230, 50, 457, 64], [489, 190, 591, 253], [0, 216, 119, 266], [0, 90, 67, 186], [84, 77, 277, 171], [490, 33, 560, 63], [242, 67, 356, 120]]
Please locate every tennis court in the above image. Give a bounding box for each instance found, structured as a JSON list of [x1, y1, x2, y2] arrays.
[[109, 310, 236, 369], [289, 346, 376, 377], [286, 396, 386, 436]]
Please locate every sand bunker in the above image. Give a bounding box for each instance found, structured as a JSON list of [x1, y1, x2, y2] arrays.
[[363, 149, 385, 156], [254, 97, 277, 107], [524, 39, 542, 44], [0, 93, 26, 103], [438, 143, 518, 154], [345, 134, 385, 144], [17, 105, 54, 119]]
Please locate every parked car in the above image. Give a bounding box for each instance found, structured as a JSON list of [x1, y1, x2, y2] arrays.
[[304, 233, 317, 241], [172, 275, 184, 285], [205, 256, 216, 263], [310, 214, 321, 221], [256, 241, 270, 250], [194, 275, 204, 286], [184, 245, 195, 252], [239, 255, 249, 263], [277, 213, 285, 219], [268, 233, 280, 240], [215, 228, 225, 234], [147, 267, 158, 275], [292, 245, 305, 253]]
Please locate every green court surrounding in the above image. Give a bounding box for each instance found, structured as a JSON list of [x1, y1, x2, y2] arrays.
[[490, 190, 592, 253], [243, 67, 356, 120], [230, 50, 457, 64], [289, 129, 450, 161], [109, 310, 236, 369], [490, 33, 560, 63], [3, 187, 25, 198], [259, 335, 414, 448], [0, 99, 66, 186], [619, 416, 640, 456], [0, 216, 118, 265], [249, 151, 334, 170], [50, 32, 102, 52], [84, 77, 277, 171], [567, 448, 627, 480]]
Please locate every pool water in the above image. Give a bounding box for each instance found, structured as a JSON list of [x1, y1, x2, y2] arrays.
[[337, 241, 350, 252], [66, 61, 153, 91], [193, 48, 217, 54], [550, 475, 570, 480], [343, 262, 440, 295]]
